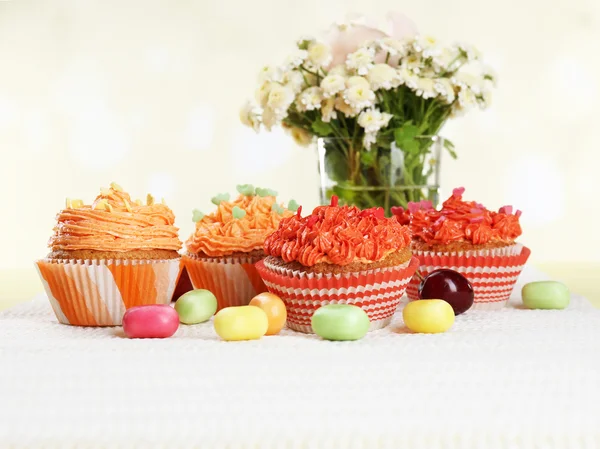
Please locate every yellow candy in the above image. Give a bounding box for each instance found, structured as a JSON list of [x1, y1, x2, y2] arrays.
[[402, 300, 455, 334], [213, 306, 268, 341]]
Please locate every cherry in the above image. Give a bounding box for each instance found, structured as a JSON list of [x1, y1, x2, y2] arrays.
[[418, 269, 474, 315]]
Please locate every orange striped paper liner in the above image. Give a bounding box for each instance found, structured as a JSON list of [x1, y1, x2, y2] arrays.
[[182, 253, 267, 311], [35, 258, 180, 326]]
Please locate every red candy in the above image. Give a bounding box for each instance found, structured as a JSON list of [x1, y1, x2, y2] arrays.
[[122, 305, 179, 339]]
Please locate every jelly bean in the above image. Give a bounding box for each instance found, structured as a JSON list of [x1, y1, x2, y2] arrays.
[[522, 281, 570, 310], [175, 289, 218, 324], [402, 300, 454, 334], [249, 292, 287, 335], [311, 304, 370, 341], [213, 306, 268, 341], [122, 305, 179, 338]]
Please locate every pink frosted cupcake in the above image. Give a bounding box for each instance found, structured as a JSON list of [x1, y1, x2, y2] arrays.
[[393, 187, 530, 310], [256, 197, 419, 333]]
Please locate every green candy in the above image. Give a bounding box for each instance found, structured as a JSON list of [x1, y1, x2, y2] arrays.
[[522, 281, 570, 310], [191, 209, 205, 223], [232, 206, 247, 219], [287, 199, 300, 212], [255, 187, 278, 197], [271, 203, 284, 215], [236, 184, 255, 196], [175, 289, 218, 324], [211, 193, 230, 205], [311, 304, 370, 341]]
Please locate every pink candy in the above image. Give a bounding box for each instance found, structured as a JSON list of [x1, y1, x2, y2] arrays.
[[122, 305, 179, 339]]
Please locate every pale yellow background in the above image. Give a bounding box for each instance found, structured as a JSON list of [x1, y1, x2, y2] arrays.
[[0, 0, 598, 306]]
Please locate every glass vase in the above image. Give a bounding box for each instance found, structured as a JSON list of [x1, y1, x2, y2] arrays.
[[316, 136, 444, 215]]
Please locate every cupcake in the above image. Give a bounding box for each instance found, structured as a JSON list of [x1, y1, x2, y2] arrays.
[[393, 187, 531, 310], [256, 197, 419, 333], [182, 185, 295, 310], [35, 183, 182, 326]]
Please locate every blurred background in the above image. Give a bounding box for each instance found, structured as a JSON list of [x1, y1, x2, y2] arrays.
[[1, 0, 598, 304]]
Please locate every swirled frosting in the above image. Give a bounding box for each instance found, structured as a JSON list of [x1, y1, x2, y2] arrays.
[[186, 194, 293, 257], [391, 187, 522, 246], [49, 184, 182, 252], [264, 201, 412, 266]]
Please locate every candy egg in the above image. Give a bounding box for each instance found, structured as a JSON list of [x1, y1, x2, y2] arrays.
[[122, 305, 179, 338], [175, 289, 218, 324], [311, 304, 370, 341], [522, 281, 570, 309], [249, 292, 287, 335], [213, 306, 268, 341], [402, 300, 455, 334]]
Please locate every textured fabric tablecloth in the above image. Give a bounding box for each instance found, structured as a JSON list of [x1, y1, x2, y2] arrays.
[[1, 265, 599, 449]]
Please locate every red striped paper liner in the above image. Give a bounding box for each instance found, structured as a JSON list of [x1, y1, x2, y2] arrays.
[[182, 253, 268, 311], [35, 258, 180, 326], [256, 256, 419, 333], [406, 244, 531, 310]]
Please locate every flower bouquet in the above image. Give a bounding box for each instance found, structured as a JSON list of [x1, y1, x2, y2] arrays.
[[241, 14, 496, 214]]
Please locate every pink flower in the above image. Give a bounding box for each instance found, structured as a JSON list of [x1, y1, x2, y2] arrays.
[[327, 12, 418, 68]]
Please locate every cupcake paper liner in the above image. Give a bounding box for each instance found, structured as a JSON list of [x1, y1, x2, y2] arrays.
[[182, 254, 268, 310], [256, 256, 419, 334], [35, 258, 180, 326], [405, 244, 531, 310]]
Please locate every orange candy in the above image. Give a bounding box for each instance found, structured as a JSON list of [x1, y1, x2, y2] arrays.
[[249, 293, 287, 335]]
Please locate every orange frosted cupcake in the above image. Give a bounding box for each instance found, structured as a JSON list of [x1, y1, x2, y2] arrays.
[[182, 185, 295, 310], [393, 187, 531, 310], [256, 197, 419, 333], [35, 183, 182, 326]]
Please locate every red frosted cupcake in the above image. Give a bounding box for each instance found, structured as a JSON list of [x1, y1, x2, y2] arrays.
[[256, 197, 419, 333], [393, 187, 530, 310]]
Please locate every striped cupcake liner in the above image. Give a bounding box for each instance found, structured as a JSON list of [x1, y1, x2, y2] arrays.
[[256, 256, 419, 334], [406, 244, 531, 310], [182, 253, 268, 311], [35, 258, 180, 326]]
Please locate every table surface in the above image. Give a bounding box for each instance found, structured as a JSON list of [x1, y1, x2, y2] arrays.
[[1, 265, 599, 449]]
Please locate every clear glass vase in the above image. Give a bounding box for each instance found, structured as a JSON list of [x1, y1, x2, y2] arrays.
[[316, 136, 444, 215]]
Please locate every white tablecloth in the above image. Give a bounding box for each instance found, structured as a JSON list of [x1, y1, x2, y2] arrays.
[[1, 266, 599, 449]]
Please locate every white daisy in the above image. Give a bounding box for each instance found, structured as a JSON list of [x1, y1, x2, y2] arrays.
[[343, 85, 376, 110], [334, 96, 359, 117], [298, 86, 323, 111], [357, 108, 393, 133], [457, 42, 481, 61], [261, 107, 278, 131], [266, 83, 295, 115], [345, 76, 370, 89], [458, 87, 477, 109], [328, 65, 349, 77], [282, 70, 306, 93], [367, 64, 400, 90], [413, 35, 442, 59], [379, 37, 408, 57], [284, 48, 308, 70], [307, 42, 332, 69], [257, 65, 282, 84], [255, 82, 272, 107], [434, 78, 456, 103], [415, 77, 438, 99], [452, 71, 483, 94], [320, 74, 346, 97], [346, 47, 376, 75], [239, 101, 261, 132], [363, 132, 377, 150]]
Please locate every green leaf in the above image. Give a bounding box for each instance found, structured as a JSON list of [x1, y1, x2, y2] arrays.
[[443, 139, 458, 159], [311, 117, 333, 136], [399, 140, 419, 154], [360, 150, 376, 167]]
